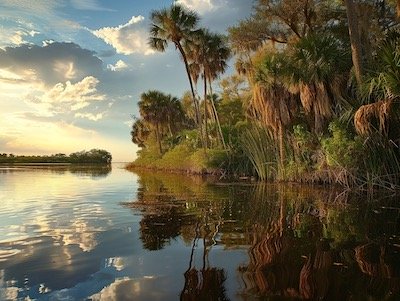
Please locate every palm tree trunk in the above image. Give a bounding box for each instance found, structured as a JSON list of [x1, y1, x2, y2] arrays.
[[176, 43, 201, 119], [397, 0, 400, 19], [175, 41, 205, 148], [278, 124, 285, 178], [344, 0, 363, 86], [155, 123, 162, 155], [203, 70, 209, 149], [208, 78, 227, 150]]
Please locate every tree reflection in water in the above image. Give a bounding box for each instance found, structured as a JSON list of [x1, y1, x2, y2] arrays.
[[0, 164, 112, 178], [180, 216, 229, 301], [124, 171, 231, 300], [124, 171, 400, 300], [239, 184, 400, 300]]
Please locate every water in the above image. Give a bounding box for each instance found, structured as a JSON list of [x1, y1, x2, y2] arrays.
[[0, 164, 400, 300]]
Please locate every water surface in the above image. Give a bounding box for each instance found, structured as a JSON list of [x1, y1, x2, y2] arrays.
[[0, 164, 399, 300]]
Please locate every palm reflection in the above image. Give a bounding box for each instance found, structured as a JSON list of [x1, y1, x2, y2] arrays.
[[239, 184, 400, 300], [180, 214, 229, 301], [125, 172, 400, 300]]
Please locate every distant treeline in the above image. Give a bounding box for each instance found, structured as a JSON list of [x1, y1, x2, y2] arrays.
[[0, 149, 112, 164]]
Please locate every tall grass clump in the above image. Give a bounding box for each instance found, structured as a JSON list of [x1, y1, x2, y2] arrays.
[[359, 134, 400, 189], [239, 124, 278, 181]]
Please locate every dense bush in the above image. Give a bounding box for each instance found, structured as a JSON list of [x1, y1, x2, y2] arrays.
[[0, 149, 112, 164]]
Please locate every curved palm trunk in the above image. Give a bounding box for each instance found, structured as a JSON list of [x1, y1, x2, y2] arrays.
[[175, 41, 205, 148], [208, 78, 227, 150], [175, 43, 201, 121]]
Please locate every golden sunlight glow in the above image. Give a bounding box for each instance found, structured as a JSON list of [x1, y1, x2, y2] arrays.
[[53, 60, 76, 79]]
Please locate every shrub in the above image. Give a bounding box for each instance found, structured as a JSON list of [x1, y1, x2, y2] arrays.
[[321, 121, 362, 169]]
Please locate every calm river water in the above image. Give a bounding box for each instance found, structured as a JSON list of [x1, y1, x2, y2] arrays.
[[0, 164, 400, 300]]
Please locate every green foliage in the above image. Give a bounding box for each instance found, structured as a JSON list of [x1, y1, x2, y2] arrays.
[[359, 134, 400, 187], [288, 34, 350, 84], [239, 124, 278, 180], [131, 118, 151, 148], [157, 144, 194, 170], [129, 0, 400, 189], [68, 149, 112, 164], [218, 98, 245, 127], [0, 149, 112, 164], [131, 142, 229, 174], [362, 29, 400, 101], [321, 121, 362, 168], [292, 124, 315, 165]]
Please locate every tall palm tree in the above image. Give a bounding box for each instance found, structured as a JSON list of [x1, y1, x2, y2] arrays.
[[186, 29, 231, 149], [148, 4, 202, 132], [253, 52, 295, 169]]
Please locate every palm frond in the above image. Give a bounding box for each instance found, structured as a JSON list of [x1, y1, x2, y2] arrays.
[[148, 37, 167, 52]]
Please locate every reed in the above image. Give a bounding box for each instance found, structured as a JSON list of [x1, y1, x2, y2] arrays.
[[239, 124, 278, 181]]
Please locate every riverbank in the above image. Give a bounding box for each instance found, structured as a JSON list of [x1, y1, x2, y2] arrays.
[[125, 161, 226, 178], [125, 159, 400, 192]]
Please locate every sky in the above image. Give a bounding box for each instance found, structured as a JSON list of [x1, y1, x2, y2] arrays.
[[0, 0, 253, 162]]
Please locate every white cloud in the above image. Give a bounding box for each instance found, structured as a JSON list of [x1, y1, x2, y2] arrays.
[[0, 1, 82, 49], [91, 16, 154, 55], [107, 59, 129, 72], [6, 29, 40, 46], [70, 0, 114, 11], [26, 76, 105, 115], [75, 112, 104, 121], [42, 39, 55, 47], [175, 0, 225, 14]]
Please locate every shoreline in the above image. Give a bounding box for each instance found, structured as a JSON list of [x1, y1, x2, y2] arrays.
[[125, 162, 400, 192]]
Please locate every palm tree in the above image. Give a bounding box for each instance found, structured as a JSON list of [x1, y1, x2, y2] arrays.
[[164, 94, 186, 137], [253, 52, 295, 170], [355, 30, 400, 136], [148, 4, 202, 133], [138, 90, 169, 154], [131, 118, 151, 148], [284, 34, 351, 134], [186, 29, 231, 149]]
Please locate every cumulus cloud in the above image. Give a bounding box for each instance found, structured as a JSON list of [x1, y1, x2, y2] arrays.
[[107, 60, 129, 72], [175, 0, 223, 13], [26, 76, 105, 116], [0, 42, 103, 86], [91, 16, 154, 56], [175, 0, 252, 31]]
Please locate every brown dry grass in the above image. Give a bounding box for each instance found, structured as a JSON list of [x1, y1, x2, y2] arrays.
[[354, 99, 392, 135]]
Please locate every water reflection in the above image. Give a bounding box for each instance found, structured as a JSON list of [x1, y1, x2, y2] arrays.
[[0, 165, 135, 300], [180, 220, 229, 301], [238, 184, 400, 300], [0, 164, 112, 178], [0, 167, 400, 300], [125, 172, 400, 300]]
